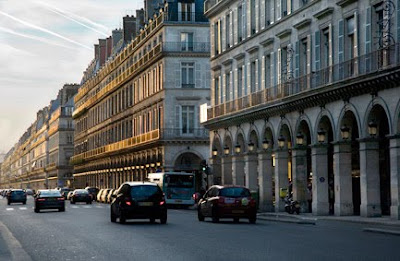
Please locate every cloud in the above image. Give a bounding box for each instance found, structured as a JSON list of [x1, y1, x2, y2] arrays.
[[0, 10, 92, 50]]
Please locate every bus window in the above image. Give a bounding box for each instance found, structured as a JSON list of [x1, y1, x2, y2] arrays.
[[164, 175, 194, 188]]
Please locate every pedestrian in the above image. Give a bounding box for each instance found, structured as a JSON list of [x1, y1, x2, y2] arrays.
[[307, 183, 312, 213]]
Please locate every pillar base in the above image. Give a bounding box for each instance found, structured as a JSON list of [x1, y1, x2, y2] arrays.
[[390, 205, 400, 220], [312, 202, 329, 216], [259, 201, 274, 212], [299, 201, 308, 213], [334, 203, 353, 216], [361, 204, 382, 217], [275, 200, 285, 212]]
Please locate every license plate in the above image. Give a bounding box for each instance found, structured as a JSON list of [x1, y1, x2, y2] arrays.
[[232, 210, 244, 214], [174, 199, 182, 203], [224, 198, 235, 204], [138, 202, 153, 206]]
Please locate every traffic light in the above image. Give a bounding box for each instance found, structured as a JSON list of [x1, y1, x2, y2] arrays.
[[200, 160, 207, 172]]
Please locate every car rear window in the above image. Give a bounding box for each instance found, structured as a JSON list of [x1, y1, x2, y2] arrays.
[[219, 188, 251, 198], [75, 190, 88, 194], [130, 185, 161, 201], [40, 191, 62, 197], [12, 191, 25, 194]]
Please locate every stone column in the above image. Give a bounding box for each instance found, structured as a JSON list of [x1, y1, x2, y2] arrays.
[[311, 144, 329, 215], [258, 152, 274, 212], [390, 135, 400, 219], [359, 138, 381, 217], [232, 155, 245, 186], [333, 141, 353, 216], [244, 153, 258, 190], [221, 156, 233, 185], [274, 150, 289, 212], [292, 147, 308, 213]]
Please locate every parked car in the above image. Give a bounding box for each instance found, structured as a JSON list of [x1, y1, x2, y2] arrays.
[[110, 182, 167, 224], [97, 189, 104, 202], [67, 191, 74, 200], [70, 189, 92, 204], [107, 189, 118, 203], [100, 189, 111, 203], [7, 189, 27, 205], [197, 185, 257, 224], [24, 189, 34, 196], [85, 187, 99, 201], [34, 189, 65, 212], [60, 188, 73, 199]]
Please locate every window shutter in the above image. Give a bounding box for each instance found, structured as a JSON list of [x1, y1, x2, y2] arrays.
[[365, 7, 371, 72], [397, 0, 400, 42], [222, 73, 226, 102], [230, 11, 233, 47], [255, 59, 259, 92], [277, 48, 281, 85], [211, 22, 215, 56], [315, 30, 321, 72], [295, 41, 299, 78], [175, 105, 181, 133], [195, 105, 199, 129], [242, 3, 246, 40], [338, 19, 344, 79], [277, 0, 281, 20], [261, 55, 265, 89]]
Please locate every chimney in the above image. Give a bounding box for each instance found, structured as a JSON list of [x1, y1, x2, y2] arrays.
[[112, 29, 122, 49], [99, 39, 106, 67], [94, 44, 99, 59], [136, 9, 145, 34], [123, 15, 137, 43], [106, 36, 112, 60]]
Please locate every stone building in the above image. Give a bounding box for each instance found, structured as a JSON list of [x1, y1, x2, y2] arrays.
[[0, 84, 79, 190], [72, 0, 210, 190], [203, 0, 400, 219]]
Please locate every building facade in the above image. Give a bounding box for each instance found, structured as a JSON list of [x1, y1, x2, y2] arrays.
[[0, 84, 79, 190], [203, 0, 400, 219], [72, 0, 210, 190]]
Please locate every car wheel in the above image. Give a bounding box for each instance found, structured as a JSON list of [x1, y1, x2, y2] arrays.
[[197, 209, 205, 221], [119, 210, 126, 224], [160, 216, 167, 224], [150, 218, 156, 224], [7, 201, 10, 205], [249, 216, 257, 224], [34, 208, 39, 213], [89, 201, 92, 204], [71, 200, 75, 204], [59, 207, 65, 212], [110, 210, 116, 223], [86, 201, 90, 204], [23, 201, 26, 205], [234, 218, 239, 223]]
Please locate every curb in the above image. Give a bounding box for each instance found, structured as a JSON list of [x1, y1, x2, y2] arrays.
[[0, 220, 32, 261], [363, 228, 400, 236], [257, 215, 316, 225]]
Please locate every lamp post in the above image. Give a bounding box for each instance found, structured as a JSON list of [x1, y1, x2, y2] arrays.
[[212, 147, 218, 156], [248, 142, 255, 152], [296, 133, 304, 146], [223, 145, 230, 156], [341, 125, 350, 140], [262, 138, 269, 150], [278, 135, 285, 149], [317, 129, 326, 143], [234, 143, 241, 154], [368, 120, 378, 137]]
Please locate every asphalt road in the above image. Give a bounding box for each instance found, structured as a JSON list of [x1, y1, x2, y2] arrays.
[[0, 196, 399, 261]]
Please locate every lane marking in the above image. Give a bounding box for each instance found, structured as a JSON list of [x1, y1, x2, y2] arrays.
[[0, 220, 32, 260], [83, 206, 92, 208], [6, 208, 14, 211], [95, 205, 103, 208], [19, 207, 27, 210], [70, 206, 79, 208]]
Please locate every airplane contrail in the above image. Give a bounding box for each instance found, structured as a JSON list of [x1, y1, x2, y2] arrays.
[[35, 0, 110, 37], [0, 10, 92, 50], [0, 26, 78, 50], [35, 0, 110, 32]]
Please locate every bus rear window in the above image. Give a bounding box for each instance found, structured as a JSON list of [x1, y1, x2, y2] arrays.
[[165, 175, 194, 188]]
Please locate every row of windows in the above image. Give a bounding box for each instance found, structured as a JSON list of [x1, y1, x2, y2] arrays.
[[213, 3, 392, 105]]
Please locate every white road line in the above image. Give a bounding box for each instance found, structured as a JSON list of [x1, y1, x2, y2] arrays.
[[6, 208, 14, 211], [0, 220, 32, 260], [83, 206, 92, 208], [95, 205, 103, 208], [19, 207, 27, 210], [70, 206, 79, 208]]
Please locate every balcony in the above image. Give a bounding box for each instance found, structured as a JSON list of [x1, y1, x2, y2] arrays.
[[208, 44, 400, 120], [162, 42, 210, 53], [164, 12, 208, 23], [160, 128, 209, 140]]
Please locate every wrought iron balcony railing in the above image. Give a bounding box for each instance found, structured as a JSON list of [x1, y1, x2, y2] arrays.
[[160, 128, 209, 140], [208, 44, 400, 120], [162, 42, 210, 53], [164, 12, 208, 23]]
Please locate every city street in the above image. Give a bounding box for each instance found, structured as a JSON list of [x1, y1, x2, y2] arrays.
[[0, 196, 399, 261]]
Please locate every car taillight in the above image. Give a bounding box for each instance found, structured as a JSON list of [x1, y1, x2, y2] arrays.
[[218, 197, 225, 205], [57, 197, 65, 201], [126, 201, 131, 206], [250, 198, 256, 207], [159, 201, 165, 206], [37, 198, 46, 201]]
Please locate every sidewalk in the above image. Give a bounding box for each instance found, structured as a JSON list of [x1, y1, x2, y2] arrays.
[[257, 212, 400, 235]]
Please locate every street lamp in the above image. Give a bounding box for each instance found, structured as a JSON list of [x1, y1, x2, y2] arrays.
[[248, 142, 255, 152], [234, 143, 241, 154], [262, 138, 269, 150], [296, 133, 304, 146], [317, 129, 326, 143], [156, 162, 161, 167], [212, 147, 218, 156], [150, 163, 155, 168], [223, 145, 230, 155], [278, 135, 285, 149], [145, 164, 150, 168], [368, 120, 378, 137], [341, 125, 350, 140]]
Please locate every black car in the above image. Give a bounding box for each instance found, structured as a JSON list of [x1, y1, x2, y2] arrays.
[[85, 187, 99, 201], [34, 190, 65, 212], [7, 189, 27, 205], [70, 189, 92, 204], [110, 182, 167, 224]]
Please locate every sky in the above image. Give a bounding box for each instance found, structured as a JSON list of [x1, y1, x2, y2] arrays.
[[0, 0, 143, 153]]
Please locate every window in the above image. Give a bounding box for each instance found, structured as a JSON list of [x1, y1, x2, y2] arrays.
[[180, 3, 193, 21], [214, 76, 220, 105], [250, 0, 256, 34], [181, 33, 194, 51], [181, 62, 195, 88], [250, 60, 257, 93], [181, 106, 195, 134], [322, 29, 330, 68], [225, 72, 231, 101], [264, 55, 271, 88], [300, 39, 308, 76], [237, 6, 243, 42], [237, 66, 243, 97], [226, 13, 230, 48]]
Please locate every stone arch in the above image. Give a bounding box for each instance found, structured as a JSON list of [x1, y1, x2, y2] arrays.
[[314, 109, 336, 143], [212, 132, 223, 155], [277, 118, 293, 149], [172, 151, 204, 171], [337, 103, 362, 141], [236, 132, 246, 153], [294, 114, 313, 145], [223, 133, 234, 155], [395, 98, 400, 134], [363, 97, 393, 136], [262, 121, 275, 148], [248, 124, 260, 151]]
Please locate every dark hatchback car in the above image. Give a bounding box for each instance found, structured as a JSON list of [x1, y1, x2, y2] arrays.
[[85, 187, 99, 201], [70, 189, 92, 204], [7, 189, 27, 205], [110, 182, 167, 224], [197, 185, 257, 224], [34, 190, 65, 212]]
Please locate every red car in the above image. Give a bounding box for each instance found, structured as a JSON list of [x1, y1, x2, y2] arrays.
[[197, 185, 257, 224]]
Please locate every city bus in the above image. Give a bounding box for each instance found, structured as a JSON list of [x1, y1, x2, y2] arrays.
[[147, 172, 195, 206]]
